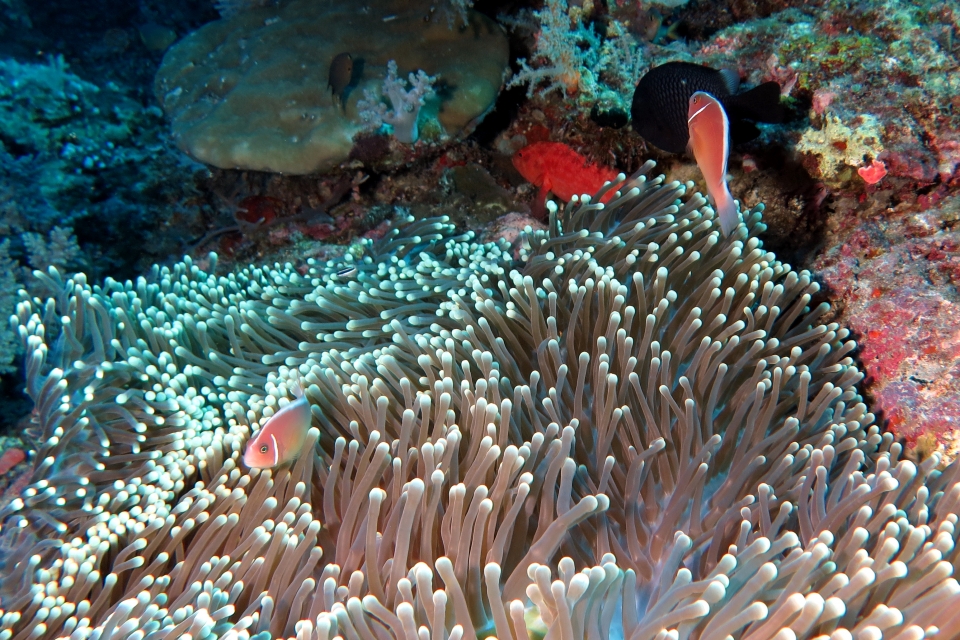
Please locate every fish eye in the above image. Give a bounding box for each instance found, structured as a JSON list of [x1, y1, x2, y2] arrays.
[[260, 445, 269, 453]]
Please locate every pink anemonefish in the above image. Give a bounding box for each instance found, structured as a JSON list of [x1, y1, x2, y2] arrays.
[[243, 383, 312, 469], [687, 91, 740, 237]]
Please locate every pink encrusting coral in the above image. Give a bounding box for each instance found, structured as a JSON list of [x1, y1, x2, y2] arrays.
[[0, 448, 25, 476], [2, 164, 960, 639], [858, 159, 887, 185], [817, 196, 960, 459]]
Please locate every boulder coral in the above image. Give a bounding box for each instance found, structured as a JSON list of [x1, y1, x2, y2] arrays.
[[1, 164, 959, 639], [154, 0, 509, 174]]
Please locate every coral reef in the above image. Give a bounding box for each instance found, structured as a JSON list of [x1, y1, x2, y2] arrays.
[[816, 194, 960, 461], [795, 114, 885, 187], [0, 55, 149, 235], [0, 53, 202, 374], [0, 52, 196, 237], [502, 0, 960, 458], [684, 0, 960, 188], [1, 165, 958, 639], [508, 0, 645, 108], [0, 241, 17, 373]]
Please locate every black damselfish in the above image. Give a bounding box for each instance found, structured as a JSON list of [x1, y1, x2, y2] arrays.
[[631, 61, 783, 154]]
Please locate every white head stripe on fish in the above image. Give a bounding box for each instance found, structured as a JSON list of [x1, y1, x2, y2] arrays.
[[688, 103, 710, 123], [242, 384, 312, 469], [269, 434, 279, 467]]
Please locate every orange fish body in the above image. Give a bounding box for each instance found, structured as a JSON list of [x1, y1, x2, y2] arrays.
[[687, 91, 739, 236], [512, 142, 620, 215], [243, 385, 312, 469]]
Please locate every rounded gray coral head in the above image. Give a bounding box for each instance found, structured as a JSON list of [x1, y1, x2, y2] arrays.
[[2, 160, 958, 640], [154, 0, 508, 174]]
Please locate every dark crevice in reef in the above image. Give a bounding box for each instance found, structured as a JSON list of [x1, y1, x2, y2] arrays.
[[0, 373, 31, 439], [469, 84, 529, 147]]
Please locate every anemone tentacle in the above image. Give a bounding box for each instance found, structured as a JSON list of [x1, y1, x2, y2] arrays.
[[1, 165, 955, 640]]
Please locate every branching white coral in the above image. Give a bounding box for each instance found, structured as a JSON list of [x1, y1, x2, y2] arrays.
[[508, 0, 588, 97], [21, 226, 82, 271], [507, 0, 644, 103], [445, 0, 474, 28], [358, 60, 437, 144]]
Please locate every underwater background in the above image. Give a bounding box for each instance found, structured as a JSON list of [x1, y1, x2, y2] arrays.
[[1, 0, 960, 638]]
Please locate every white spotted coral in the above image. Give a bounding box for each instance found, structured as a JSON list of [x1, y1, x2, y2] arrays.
[[1, 162, 959, 639]]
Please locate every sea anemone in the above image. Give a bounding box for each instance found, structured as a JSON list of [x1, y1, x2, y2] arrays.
[[1, 161, 958, 640]]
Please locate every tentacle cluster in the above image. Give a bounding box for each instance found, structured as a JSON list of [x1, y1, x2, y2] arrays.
[[1, 162, 958, 640]]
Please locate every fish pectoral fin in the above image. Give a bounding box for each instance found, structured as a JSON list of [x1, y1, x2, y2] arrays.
[[538, 177, 557, 204], [532, 183, 552, 220], [291, 378, 305, 398], [541, 175, 554, 194], [719, 68, 740, 94]]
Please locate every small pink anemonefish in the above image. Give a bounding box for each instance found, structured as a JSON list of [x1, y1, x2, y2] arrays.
[[687, 90, 740, 237], [243, 383, 312, 469]]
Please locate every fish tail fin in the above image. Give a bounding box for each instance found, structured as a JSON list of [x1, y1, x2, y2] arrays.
[[724, 81, 784, 123], [715, 188, 740, 237], [291, 376, 305, 398]]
